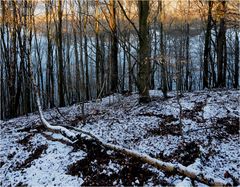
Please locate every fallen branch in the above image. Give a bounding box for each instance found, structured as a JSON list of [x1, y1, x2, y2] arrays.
[[29, 59, 77, 142], [35, 95, 77, 141], [29, 63, 230, 186], [34, 95, 231, 186], [64, 125, 230, 186], [98, 140, 228, 186], [33, 93, 231, 186]]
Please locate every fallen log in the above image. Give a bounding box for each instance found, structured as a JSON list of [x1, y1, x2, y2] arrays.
[[29, 59, 77, 142], [65, 126, 231, 186], [29, 65, 231, 186], [35, 95, 77, 141]]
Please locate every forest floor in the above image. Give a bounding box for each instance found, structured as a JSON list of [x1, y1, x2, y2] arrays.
[[0, 89, 239, 186]]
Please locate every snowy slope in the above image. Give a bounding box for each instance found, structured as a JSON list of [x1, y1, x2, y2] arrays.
[[0, 89, 239, 186]]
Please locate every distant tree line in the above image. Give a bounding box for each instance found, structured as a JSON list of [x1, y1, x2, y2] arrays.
[[0, 0, 239, 119]]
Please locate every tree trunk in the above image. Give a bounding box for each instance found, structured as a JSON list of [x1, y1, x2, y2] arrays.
[[45, 1, 54, 108], [216, 1, 227, 88], [7, 0, 18, 118], [185, 0, 190, 91], [95, 0, 101, 98], [109, 0, 118, 93], [234, 31, 239, 88], [100, 34, 105, 96], [203, 1, 213, 89], [160, 0, 168, 98], [151, 17, 157, 90], [138, 0, 150, 103], [127, 32, 132, 93], [77, 0, 86, 101], [83, 1, 90, 100], [122, 34, 126, 92], [73, 20, 81, 102], [57, 0, 65, 106]]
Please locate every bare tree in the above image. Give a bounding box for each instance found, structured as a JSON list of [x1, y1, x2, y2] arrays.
[[159, 0, 168, 98], [138, 0, 150, 103], [109, 0, 118, 93], [234, 31, 239, 88], [57, 0, 65, 106], [216, 1, 227, 88], [203, 1, 213, 89]]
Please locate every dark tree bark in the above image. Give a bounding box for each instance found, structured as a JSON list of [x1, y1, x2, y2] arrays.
[[45, 1, 54, 108], [234, 31, 239, 88], [15, 0, 27, 115], [83, 3, 90, 100], [151, 17, 157, 90], [100, 34, 105, 96], [95, 35, 101, 97], [121, 32, 126, 92], [7, 0, 18, 118], [203, 1, 213, 89], [216, 1, 227, 88], [26, 3, 34, 114], [73, 20, 81, 101], [159, 0, 168, 98], [95, 0, 101, 97], [138, 0, 150, 103], [109, 0, 118, 93], [65, 5, 73, 104], [77, 0, 86, 101], [57, 0, 65, 106], [185, 0, 191, 91]]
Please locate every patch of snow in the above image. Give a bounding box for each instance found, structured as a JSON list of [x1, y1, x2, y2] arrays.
[[1, 90, 239, 186], [175, 177, 192, 187]]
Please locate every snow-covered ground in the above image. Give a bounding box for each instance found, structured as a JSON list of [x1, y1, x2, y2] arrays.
[[0, 89, 239, 186]]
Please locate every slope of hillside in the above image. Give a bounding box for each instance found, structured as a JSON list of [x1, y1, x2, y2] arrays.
[[1, 89, 239, 186]]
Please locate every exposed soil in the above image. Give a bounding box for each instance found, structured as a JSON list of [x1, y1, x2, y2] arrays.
[[138, 112, 178, 123], [157, 141, 200, 166], [67, 138, 169, 186], [7, 152, 16, 160], [182, 101, 206, 122], [17, 134, 34, 146], [149, 124, 182, 136], [216, 117, 239, 135], [16, 182, 28, 187], [0, 161, 5, 168], [15, 144, 48, 170]]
